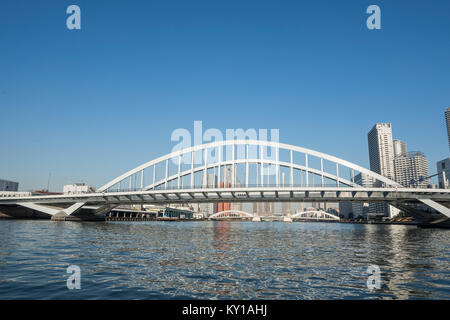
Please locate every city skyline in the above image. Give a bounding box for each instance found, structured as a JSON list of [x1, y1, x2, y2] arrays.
[[1, 1, 450, 191]]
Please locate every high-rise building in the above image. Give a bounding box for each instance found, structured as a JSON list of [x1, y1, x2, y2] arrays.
[[445, 107, 450, 151], [253, 202, 264, 215], [408, 152, 430, 187], [393, 140, 407, 158], [338, 202, 353, 219], [281, 202, 291, 215], [394, 152, 430, 188], [264, 202, 274, 216], [368, 123, 395, 181], [368, 124, 396, 216], [393, 140, 408, 186], [394, 156, 409, 186], [436, 158, 450, 189]]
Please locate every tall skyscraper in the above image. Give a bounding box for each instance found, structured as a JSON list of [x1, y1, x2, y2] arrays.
[[368, 123, 395, 181], [445, 107, 450, 151], [368, 124, 396, 217], [394, 151, 430, 188]]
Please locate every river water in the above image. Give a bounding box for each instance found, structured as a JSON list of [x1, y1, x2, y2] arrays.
[[0, 220, 448, 299]]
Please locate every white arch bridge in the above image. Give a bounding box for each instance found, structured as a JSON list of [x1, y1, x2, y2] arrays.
[[0, 140, 449, 226], [209, 210, 255, 220], [208, 210, 340, 222], [292, 211, 340, 221]]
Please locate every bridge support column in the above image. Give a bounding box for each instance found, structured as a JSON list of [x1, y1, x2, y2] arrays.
[[16, 202, 98, 221], [418, 199, 450, 219], [392, 200, 450, 228]]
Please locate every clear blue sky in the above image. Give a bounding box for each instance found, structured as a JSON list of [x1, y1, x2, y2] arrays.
[[1, 0, 449, 191]]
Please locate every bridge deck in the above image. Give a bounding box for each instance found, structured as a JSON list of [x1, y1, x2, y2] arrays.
[[1, 187, 449, 205]]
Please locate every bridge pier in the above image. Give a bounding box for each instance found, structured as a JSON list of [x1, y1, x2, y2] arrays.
[[392, 200, 450, 228], [50, 209, 105, 221], [0, 205, 50, 219]]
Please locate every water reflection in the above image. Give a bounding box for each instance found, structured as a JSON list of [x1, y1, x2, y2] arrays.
[[0, 220, 448, 299]]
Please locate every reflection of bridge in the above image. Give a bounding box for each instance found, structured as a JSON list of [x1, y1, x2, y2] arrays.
[[1, 140, 449, 226]]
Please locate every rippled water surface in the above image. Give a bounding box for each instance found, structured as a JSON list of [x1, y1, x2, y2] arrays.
[[0, 220, 449, 299]]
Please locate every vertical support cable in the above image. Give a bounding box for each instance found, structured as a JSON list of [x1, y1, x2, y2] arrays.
[[232, 143, 235, 187], [256, 162, 259, 187], [300, 170, 303, 187], [218, 146, 221, 186], [336, 163, 340, 187], [190, 151, 194, 188], [245, 142, 249, 187], [275, 146, 279, 187], [260, 145, 264, 187], [203, 148, 208, 187], [177, 155, 181, 189], [165, 159, 169, 189], [290, 150, 294, 187], [140, 169, 144, 190], [305, 154, 309, 186], [321, 158, 324, 187]]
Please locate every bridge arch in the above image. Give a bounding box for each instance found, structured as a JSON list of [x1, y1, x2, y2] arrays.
[[292, 210, 340, 221], [209, 210, 254, 219], [98, 140, 401, 192]]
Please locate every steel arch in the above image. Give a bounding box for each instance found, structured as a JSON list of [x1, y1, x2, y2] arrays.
[[292, 210, 340, 221], [98, 140, 402, 192], [209, 210, 255, 219]]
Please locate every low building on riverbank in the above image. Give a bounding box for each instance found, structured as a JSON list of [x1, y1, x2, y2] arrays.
[[157, 207, 194, 219]]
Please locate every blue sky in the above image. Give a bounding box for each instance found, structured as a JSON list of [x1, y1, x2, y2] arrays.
[[1, 0, 449, 191]]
